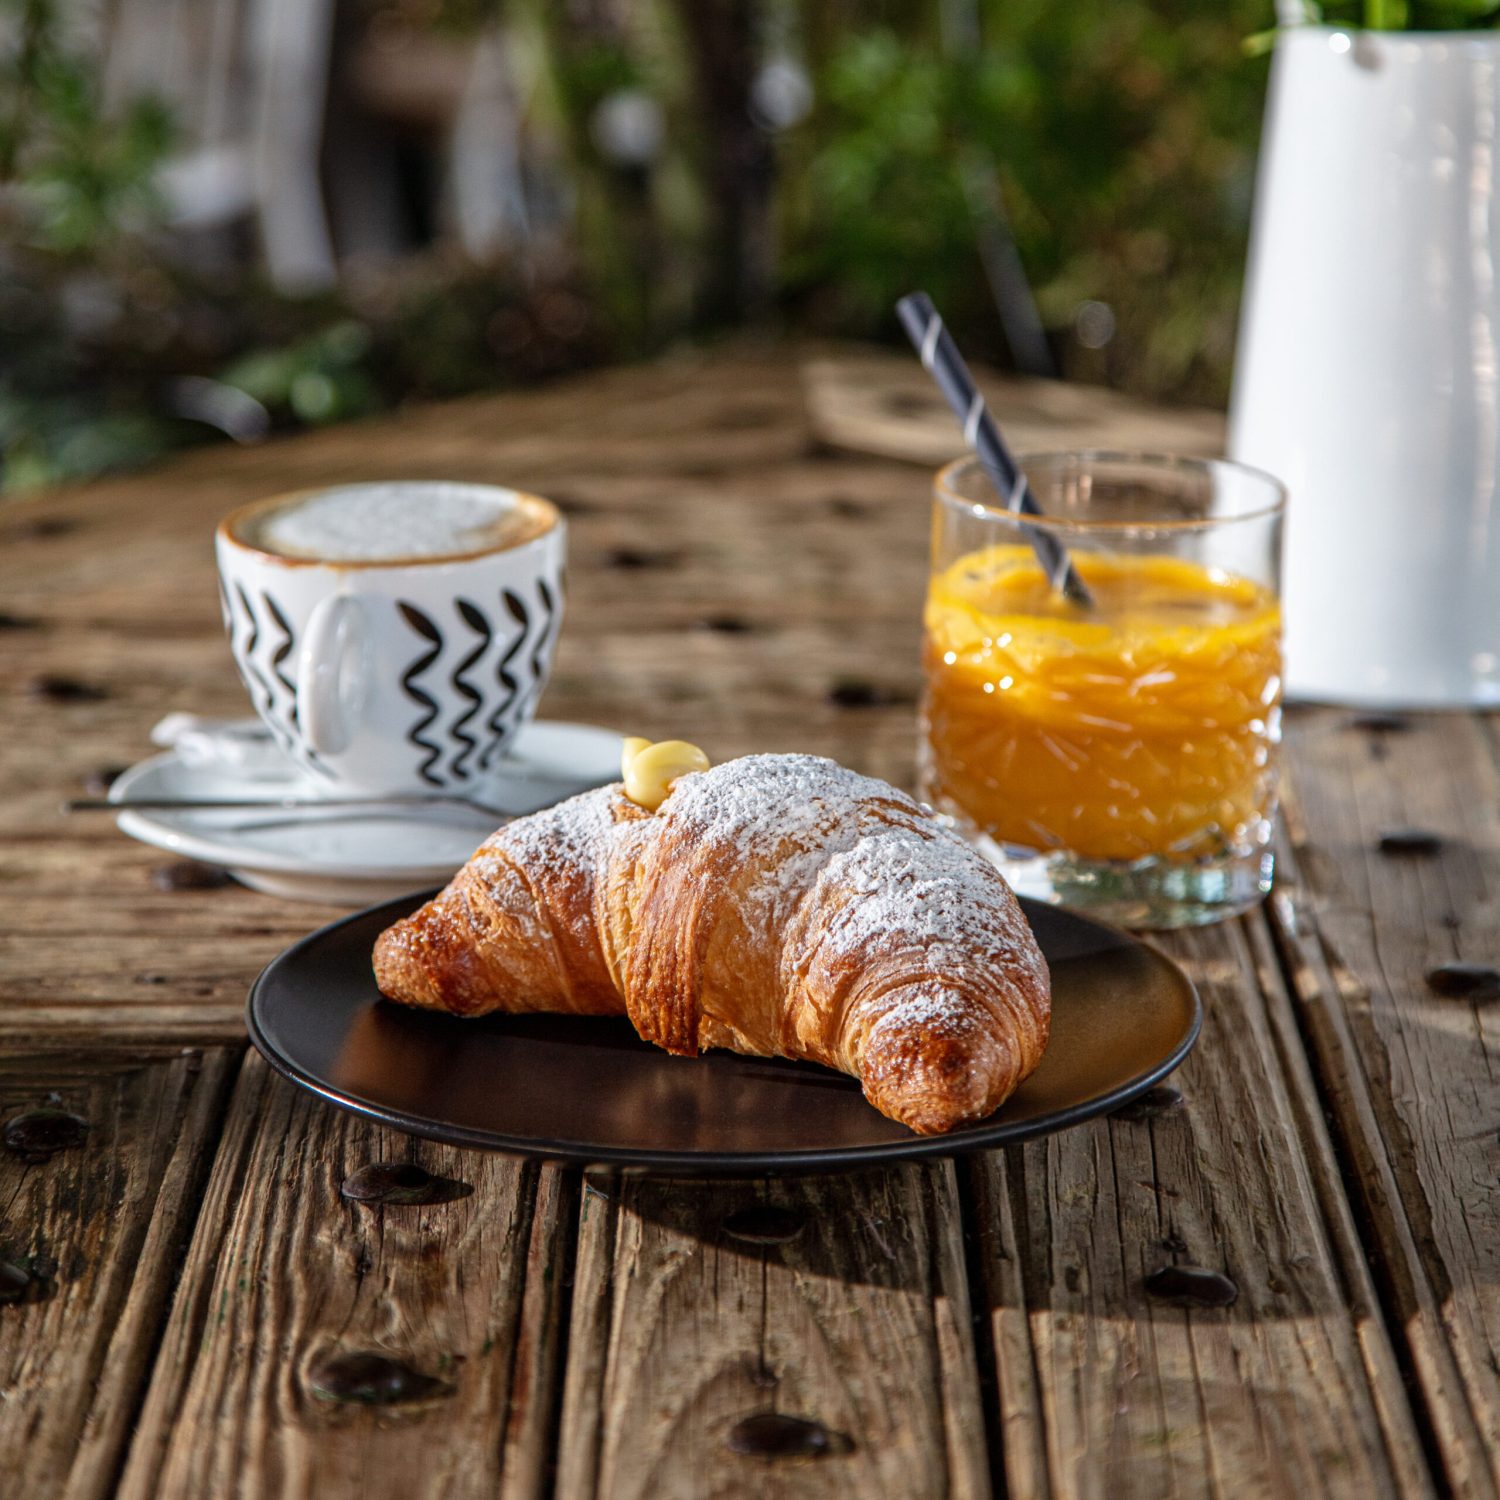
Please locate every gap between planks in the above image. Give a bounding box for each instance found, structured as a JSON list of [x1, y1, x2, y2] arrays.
[[0, 1045, 243, 1500], [117, 1052, 577, 1500], [1264, 707, 1500, 1498], [964, 910, 1434, 1500], [555, 1162, 992, 1500]]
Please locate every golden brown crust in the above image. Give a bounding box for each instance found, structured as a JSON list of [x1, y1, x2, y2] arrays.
[[372, 755, 1051, 1135]]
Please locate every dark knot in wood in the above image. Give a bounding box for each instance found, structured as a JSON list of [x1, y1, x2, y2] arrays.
[[306, 1351, 451, 1406], [696, 614, 755, 635], [1144, 1264, 1238, 1308], [0, 611, 39, 631], [1110, 1085, 1184, 1121], [825, 679, 911, 710], [1377, 828, 1444, 857], [27, 674, 105, 703], [726, 1411, 848, 1460], [4, 1108, 90, 1162], [0, 1258, 54, 1306], [825, 496, 870, 519], [722, 1205, 805, 1246], [884, 392, 940, 418], [1426, 963, 1500, 1000], [151, 860, 234, 891], [1347, 711, 1409, 733], [341, 1162, 473, 1206], [8, 517, 74, 540], [603, 546, 679, 571]]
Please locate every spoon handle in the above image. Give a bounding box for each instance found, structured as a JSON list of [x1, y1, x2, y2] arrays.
[[64, 794, 517, 818]]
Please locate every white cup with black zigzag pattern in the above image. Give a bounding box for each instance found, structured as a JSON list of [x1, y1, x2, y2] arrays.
[[216, 482, 566, 796]]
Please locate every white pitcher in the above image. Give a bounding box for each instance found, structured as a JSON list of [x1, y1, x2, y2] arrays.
[[1230, 25, 1500, 707]]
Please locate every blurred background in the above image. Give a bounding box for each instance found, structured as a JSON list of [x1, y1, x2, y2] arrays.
[[0, 0, 1268, 496]]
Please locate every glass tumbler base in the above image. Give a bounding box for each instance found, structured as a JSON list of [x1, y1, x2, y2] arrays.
[[931, 802, 1274, 930]]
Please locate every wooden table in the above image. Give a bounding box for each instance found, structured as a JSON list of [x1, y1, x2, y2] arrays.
[[1, 344, 1493, 1499]]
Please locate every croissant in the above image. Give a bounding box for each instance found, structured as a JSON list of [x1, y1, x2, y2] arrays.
[[372, 754, 1051, 1135]]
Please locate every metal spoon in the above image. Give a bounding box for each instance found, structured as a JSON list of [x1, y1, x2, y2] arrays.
[[64, 793, 525, 819]]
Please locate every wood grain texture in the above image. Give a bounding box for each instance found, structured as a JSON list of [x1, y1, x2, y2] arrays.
[[0, 342, 1467, 1499], [0, 1047, 239, 1500], [3, 343, 1212, 1042], [1270, 707, 1500, 1497], [967, 918, 1432, 1500], [118, 1052, 570, 1500], [557, 1164, 990, 1500], [0, 346, 941, 1043]]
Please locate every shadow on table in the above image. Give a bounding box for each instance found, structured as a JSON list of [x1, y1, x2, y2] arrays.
[[574, 1161, 979, 1295]]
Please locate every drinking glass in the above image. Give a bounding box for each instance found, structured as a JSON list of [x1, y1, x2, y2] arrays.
[[920, 452, 1286, 929]]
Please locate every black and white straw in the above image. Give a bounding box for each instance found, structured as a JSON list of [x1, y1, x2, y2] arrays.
[[896, 291, 1093, 609]]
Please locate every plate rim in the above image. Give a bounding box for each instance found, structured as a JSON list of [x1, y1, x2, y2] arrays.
[[245, 889, 1202, 1173]]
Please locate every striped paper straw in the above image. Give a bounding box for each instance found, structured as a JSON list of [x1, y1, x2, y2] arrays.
[[896, 291, 1093, 609]]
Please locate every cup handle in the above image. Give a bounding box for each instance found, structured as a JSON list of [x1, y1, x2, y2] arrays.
[[297, 594, 364, 756]]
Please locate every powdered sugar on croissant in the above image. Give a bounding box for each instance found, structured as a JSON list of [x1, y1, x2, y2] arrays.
[[373, 753, 1050, 1134]]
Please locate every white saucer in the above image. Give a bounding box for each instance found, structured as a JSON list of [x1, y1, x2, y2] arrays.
[[111, 720, 624, 904]]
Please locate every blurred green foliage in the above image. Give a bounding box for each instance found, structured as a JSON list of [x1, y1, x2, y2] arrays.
[[782, 1, 1273, 402], [1245, 0, 1500, 48], [0, 0, 1368, 493], [0, 0, 175, 252], [527, 0, 1274, 402], [0, 0, 183, 491], [0, 2, 600, 494], [1311, 0, 1500, 26]]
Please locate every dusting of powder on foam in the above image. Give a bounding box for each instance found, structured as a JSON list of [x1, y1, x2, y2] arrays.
[[258, 483, 523, 561]]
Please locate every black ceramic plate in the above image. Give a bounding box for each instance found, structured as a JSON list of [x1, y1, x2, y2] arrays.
[[247, 891, 1200, 1173]]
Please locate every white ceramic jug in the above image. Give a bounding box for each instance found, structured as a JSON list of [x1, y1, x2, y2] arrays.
[[1231, 25, 1500, 707]]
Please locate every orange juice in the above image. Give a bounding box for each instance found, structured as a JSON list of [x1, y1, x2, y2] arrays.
[[921, 545, 1282, 862]]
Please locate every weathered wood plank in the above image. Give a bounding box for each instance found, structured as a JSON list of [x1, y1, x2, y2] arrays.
[[557, 1165, 991, 1500], [0, 350, 949, 1045], [0, 874, 314, 1043], [119, 1051, 570, 1500], [3, 341, 1454, 1500], [0, 1047, 240, 1500], [801, 349, 1225, 467], [967, 916, 1433, 1500], [1268, 707, 1500, 1497]]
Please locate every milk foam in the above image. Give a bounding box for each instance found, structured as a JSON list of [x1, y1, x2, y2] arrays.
[[246, 484, 544, 562]]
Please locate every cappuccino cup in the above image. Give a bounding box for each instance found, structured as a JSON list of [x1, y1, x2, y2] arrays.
[[216, 481, 565, 795]]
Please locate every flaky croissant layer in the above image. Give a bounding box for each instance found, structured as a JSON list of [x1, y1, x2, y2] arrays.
[[373, 753, 1050, 1134]]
